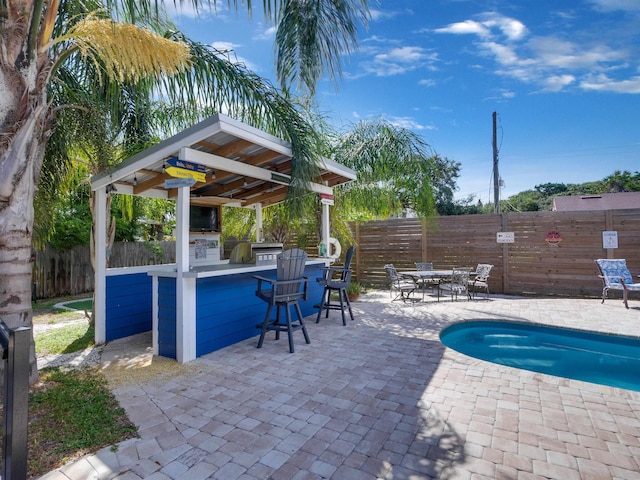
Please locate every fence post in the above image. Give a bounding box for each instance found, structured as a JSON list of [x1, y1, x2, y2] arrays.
[[1, 319, 30, 480], [421, 219, 428, 263], [501, 213, 510, 294], [354, 222, 361, 282]]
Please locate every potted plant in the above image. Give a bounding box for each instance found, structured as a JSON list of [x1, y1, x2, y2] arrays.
[[347, 282, 362, 301]]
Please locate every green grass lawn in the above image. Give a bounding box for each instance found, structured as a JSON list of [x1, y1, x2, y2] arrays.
[[26, 368, 138, 477], [62, 299, 93, 312], [35, 322, 95, 355]]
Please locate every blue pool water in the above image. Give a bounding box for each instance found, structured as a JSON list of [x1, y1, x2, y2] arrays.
[[440, 320, 640, 392]]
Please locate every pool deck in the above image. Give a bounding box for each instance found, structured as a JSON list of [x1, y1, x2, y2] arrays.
[[39, 292, 640, 479]]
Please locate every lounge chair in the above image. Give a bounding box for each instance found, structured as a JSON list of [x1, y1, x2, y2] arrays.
[[595, 259, 640, 309]]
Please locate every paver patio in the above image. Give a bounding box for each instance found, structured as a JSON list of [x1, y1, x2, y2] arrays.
[[39, 291, 640, 479]]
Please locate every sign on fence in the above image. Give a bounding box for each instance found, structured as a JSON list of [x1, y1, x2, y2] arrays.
[[496, 232, 515, 243], [602, 230, 618, 249]]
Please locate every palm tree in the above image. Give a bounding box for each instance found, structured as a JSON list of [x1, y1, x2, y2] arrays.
[[0, 0, 369, 382]]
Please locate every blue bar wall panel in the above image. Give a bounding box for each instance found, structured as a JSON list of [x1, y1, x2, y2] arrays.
[[105, 273, 153, 341], [154, 263, 325, 359], [196, 263, 325, 356]]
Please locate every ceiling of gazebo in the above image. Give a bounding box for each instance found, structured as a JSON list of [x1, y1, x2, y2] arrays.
[[90, 114, 356, 207]]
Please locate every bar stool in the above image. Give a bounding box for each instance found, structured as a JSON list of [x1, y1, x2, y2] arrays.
[[316, 246, 355, 326]]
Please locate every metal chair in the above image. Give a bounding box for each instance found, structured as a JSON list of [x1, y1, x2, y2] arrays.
[[254, 249, 310, 352], [384, 264, 418, 302], [469, 264, 493, 299], [595, 259, 640, 309], [316, 246, 355, 326], [415, 261, 437, 296], [438, 267, 472, 302]]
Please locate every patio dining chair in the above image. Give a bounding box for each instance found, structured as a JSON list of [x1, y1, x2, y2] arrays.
[[595, 259, 640, 309], [437, 267, 472, 302], [415, 261, 438, 296], [384, 264, 418, 302], [316, 246, 356, 325], [254, 248, 310, 353], [469, 263, 493, 299]]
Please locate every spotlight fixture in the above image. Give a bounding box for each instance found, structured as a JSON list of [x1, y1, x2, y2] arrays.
[[133, 174, 138, 186], [162, 162, 167, 173], [243, 177, 248, 187], [210, 169, 216, 180], [106, 184, 118, 194]]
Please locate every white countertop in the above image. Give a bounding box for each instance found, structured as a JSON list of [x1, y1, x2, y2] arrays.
[[144, 258, 329, 279]]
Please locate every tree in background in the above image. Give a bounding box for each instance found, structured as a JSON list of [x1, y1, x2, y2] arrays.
[[488, 170, 640, 213], [331, 119, 450, 219]]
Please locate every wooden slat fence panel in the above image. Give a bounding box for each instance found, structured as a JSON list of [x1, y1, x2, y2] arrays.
[[33, 241, 176, 299], [352, 208, 640, 298]]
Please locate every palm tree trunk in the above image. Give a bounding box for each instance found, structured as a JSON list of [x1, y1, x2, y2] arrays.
[[0, 101, 48, 385]]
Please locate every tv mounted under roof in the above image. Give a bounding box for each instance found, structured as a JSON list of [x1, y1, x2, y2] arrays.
[[189, 205, 220, 232]]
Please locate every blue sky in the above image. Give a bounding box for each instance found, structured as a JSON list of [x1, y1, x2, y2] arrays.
[[168, 0, 640, 204]]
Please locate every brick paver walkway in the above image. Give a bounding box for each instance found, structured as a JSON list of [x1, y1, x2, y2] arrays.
[[39, 292, 640, 479]]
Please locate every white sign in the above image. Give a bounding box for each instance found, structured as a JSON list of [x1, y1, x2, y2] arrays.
[[164, 177, 196, 189], [602, 230, 618, 249], [497, 232, 515, 243]]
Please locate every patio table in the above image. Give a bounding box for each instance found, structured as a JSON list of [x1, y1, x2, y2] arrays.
[[400, 269, 476, 300]]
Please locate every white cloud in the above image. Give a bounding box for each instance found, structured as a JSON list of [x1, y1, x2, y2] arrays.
[[542, 75, 576, 92], [435, 13, 527, 41], [580, 74, 640, 93], [436, 19, 491, 38], [588, 0, 640, 12], [419, 78, 436, 87], [387, 116, 435, 131], [482, 88, 517, 102], [166, 0, 223, 20], [369, 9, 404, 21], [482, 14, 528, 41], [436, 12, 636, 93], [211, 41, 259, 71], [528, 37, 623, 69], [362, 46, 438, 76], [254, 25, 276, 40]]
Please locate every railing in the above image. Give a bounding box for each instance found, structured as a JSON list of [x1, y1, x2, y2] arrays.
[[0, 318, 30, 480]]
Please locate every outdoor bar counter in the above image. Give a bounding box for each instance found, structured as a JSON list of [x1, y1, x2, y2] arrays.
[[145, 258, 328, 359], [92, 114, 357, 363]]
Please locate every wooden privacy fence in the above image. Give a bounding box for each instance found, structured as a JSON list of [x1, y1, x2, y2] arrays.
[[32, 209, 640, 299], [33, 241, 176, 299], [350, 208, 640, 297]]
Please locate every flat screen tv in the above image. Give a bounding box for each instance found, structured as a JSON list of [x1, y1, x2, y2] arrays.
[[189, 205, 219, 232]]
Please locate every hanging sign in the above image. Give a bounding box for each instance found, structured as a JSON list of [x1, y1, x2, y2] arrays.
[[496, 232, 514, 243], [602, 231, 618, 249], [271, 172, 291, 184], [166, 158, 208, 183], [320, 193, 334, 206], [164, 177, 196, 189]]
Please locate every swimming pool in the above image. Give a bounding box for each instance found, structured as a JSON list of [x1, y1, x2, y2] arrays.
[[440, 320, 640, 392]]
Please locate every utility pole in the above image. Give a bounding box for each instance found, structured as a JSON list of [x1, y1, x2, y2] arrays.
[[492, 111, 500, 214]]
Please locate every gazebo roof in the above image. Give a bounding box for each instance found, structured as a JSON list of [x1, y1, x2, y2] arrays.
[[90, 113, 356, 207]]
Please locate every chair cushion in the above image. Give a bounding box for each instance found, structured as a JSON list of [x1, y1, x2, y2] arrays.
[[597, 259, 633, 285]]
